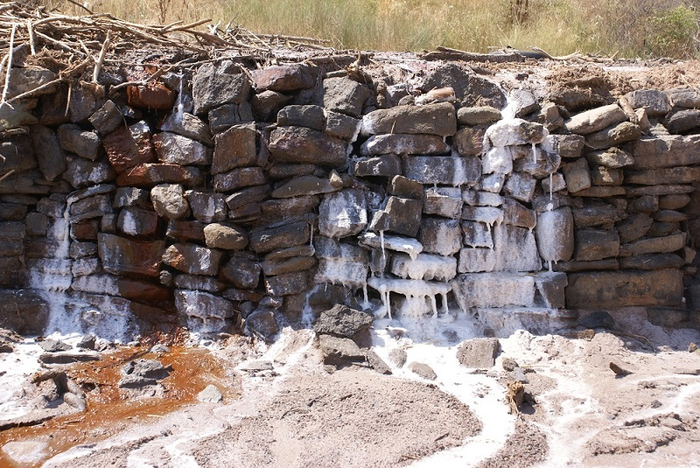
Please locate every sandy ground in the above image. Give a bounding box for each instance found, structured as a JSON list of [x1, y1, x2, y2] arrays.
[[2, 308, 700, 468]]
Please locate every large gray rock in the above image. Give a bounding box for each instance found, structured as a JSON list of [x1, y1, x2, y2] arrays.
[[153, 132, 211, 166], [620, 233, 685, 256], [665, 109, 700, 134], [159, 111, 212, 145], [457, 106, 502, 125], [220, 253, 261, 289], [564, 104, 627, 135], [213, 167, 266, 192], [458, 247, 496, 273], [277, 105, 325, 131], [246, 308, 280, 342], [536, 208, 574, 263], [150, 184, 189, 220], [318, 189, 367, 239], [625, 89, 671, 117], [369, 196, 422, 237], [98, 233, 164, 278], [208, 102, 254, 133], [353, 155, 402, 178], [585, 147, 634, 168], [318, 334, 365, 367], [419, 218, 462, 257], [462, 221, 494, 248], [323, 77, 372, 118], [360, 134, 450, 156], [451, 273, 535, 309], [175, 289, 236, 332], [186, 190, 227, 223], [251, 63, 316, 92], [562, 158, 591, 193], [57, 124, 101, 160], [30, 125, 67, 181], [485, 119, 547, 147], [313, 304, 373, 338], [575, 229, 620, 261], [361, 102, 457, 136], [203, 223, 248, 250], [534, 272, 567, 308], [192, 61, 251, 114], [162, 243, 223, 276], [424, 187, 463, 219], [117, 207, 159, 237], [249, 221, 310, 253], [271, 173, 343, 198], [268, 126, 347, 167], [456, 338, 499, 368], [626, 167, 700, 185], [566, 269, 683, 308], [630, 135, 700, 169], [264, 271, 308, 296], [547, 134, 585, 159], [493, 224, 541, 272], [504, 172, 537, 202], [212, 124, 257, 174], [64, 159, 115, 189], [404, 156, 481, 185], [585, 122, 642, 150]]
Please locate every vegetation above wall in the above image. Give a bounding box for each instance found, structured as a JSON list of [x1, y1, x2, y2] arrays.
[[27, 0, 700, 58]]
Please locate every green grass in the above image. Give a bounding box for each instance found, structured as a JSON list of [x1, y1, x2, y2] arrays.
[[38, 0, 700, 58]]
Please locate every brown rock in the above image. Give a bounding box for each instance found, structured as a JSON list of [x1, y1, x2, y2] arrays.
[[102, 124, 155, 174], [212, 124, 257, 175], [126, 82, 175, 110], [98, 233, 164, 278], [566, 269, 683, 308], [251, 63, 316, 92], [116, 163, 202, 188]]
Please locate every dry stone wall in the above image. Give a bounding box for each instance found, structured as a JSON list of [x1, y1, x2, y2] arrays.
[[1, 58, 699, 340]]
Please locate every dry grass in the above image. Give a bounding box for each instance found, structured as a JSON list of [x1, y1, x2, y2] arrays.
[[31, 0, 700, 58]]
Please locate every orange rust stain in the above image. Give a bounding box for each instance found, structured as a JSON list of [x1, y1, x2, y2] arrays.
[[0, 345, 239, 468]]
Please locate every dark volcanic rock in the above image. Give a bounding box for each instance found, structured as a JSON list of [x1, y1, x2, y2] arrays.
[[313, 304, 373, 338]]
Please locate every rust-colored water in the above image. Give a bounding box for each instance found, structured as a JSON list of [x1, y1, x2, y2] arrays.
[[0, 345, 239, 467]]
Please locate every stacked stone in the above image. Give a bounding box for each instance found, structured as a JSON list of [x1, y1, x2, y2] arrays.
[[2, 57, 700, 339], [548, 91, 698, 326]]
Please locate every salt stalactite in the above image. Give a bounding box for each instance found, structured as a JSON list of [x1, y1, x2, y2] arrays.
[[34, 198, 75, 335], [379, 230, 386, 274], [174, 72, 185, 124], [549, 173, 554, 201]]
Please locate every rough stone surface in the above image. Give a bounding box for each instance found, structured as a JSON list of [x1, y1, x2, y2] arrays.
[[313, 304, 373, 338], [456, 338, 499, 368], [362, 102, 457, 136], [269, 126, 347, 167], [566, 269, 683, 308]]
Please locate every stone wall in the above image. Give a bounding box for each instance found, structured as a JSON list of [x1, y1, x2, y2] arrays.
[[1, 57, 699, 340]]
